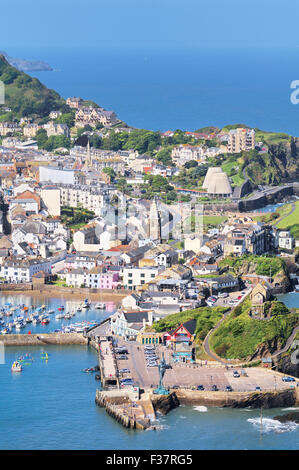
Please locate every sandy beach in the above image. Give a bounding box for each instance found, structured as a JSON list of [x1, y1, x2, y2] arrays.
[[0, 288, 128, 305]]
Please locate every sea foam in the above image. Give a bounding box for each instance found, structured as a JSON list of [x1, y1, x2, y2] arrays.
[[194, 406, 208, 412], [247, 417, 298, 434]]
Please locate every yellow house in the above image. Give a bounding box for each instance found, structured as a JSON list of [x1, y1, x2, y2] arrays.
[[137, 330, 163, 345]]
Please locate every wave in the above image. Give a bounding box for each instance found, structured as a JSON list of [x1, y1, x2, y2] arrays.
[[248, 417, 298, 434], [194, 406, 208, 412], [281, 407, 299, 411]]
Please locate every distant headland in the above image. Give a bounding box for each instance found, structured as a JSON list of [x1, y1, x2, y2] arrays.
[[0, 51, 52, 72]]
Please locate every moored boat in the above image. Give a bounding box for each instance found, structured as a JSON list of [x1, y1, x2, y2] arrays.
[[95, 302, 105, 309], [11, 361, 22, 372]]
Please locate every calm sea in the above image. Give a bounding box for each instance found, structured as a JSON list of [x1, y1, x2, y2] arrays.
[[0, 293, 298, 450], [5, 45, 299, 135]]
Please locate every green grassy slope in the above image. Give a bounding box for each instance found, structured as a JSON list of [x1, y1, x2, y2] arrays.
[[0, 54, 65, 118]]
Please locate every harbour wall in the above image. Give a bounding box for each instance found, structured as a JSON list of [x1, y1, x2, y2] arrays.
[[173, 388, 298, 409], [0, 332, 88, 346], [95, 387, 299, 432], [95, 390, 151, 430]]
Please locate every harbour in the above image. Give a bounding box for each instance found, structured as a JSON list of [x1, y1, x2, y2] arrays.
[[1, 292, 299, 449], [1, 341, 299, 450]]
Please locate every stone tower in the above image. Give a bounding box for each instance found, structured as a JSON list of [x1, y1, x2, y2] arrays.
[[148, 198, 161, 242]]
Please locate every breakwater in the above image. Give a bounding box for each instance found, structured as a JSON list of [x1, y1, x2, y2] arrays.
[[0, 332, 88, 346], [95, 387, 299, 431], [95, 390, 153, 430]]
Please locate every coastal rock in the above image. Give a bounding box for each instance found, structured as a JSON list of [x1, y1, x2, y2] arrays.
[[0, 51, 53, 71], [272, 269, 291, 293], [151, 392, 180, 415], [276, 354, 299, 379], [273, 411, 299, 424], [227, 390, 296, 409], [248, 338, 281, 362]]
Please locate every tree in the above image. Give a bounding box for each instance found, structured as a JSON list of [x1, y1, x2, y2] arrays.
[[102, 167, 116, 182], [36, 128, 48, 148], [156, 146, 173, 165]]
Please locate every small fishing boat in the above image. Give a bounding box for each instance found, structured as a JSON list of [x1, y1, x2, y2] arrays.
[[11, 361, 22, 372], [47, 310, 55, 314], [58, 306, 65, 311], [41, 317, 50, 325], [55, 314, 64, 319], [77, 307, 82, 312], [82, 299, 90, 308], [95, 303, 105, 309]]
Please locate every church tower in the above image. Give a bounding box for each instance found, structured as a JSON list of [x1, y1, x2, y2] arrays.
[[148, 198, 161, 242], [83, 138, 92, 170]]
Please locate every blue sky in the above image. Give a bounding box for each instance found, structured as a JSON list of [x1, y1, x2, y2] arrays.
[[1, 0, 298, 49]]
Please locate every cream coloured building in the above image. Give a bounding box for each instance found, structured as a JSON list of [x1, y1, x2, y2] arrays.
[[40, 188, 61, 216], [227, 128, 255, 153]]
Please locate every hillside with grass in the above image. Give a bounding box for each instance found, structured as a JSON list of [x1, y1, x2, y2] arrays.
[[153, 306, 228, 342], [218, 254, 286, 278], [0, 54, 65, 118], [209, 299, 299, 360], [219, 125, 299, 186]]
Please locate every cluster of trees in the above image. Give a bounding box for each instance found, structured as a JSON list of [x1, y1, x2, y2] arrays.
[[141, 174, 177, 203], [36, 128, 70, 151], [171, 163, 209, 189]]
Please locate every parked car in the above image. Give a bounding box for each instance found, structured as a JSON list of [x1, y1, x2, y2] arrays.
[[121, 381, 134, 388], [282, 376, 295, 382], [118, 355, 128, 360], [218, 292, 228, 298], [233, 371, 240, 378], [120, 378, 133, 384], [211, 385, 218, 391], [255, 386, 261, 391], [197, 385, 205, 391], [119, 368, 130, 374], [225, 385, 233, 392]]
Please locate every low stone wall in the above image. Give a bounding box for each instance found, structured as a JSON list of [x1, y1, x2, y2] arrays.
[[0, 283, 33, 291], [174, 388, 297, 409], [0, 332, 88, 346]]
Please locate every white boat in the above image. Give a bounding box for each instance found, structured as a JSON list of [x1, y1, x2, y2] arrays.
[[95, 303, 105, 309], [56, 314, 64, 319], [47, 310, 55, 314], [11, 361, 22, 372]]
